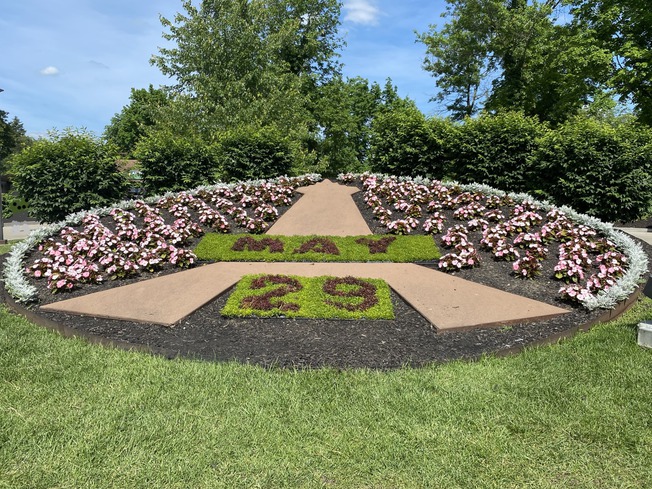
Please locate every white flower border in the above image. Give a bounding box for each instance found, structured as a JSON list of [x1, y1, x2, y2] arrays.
[[1, 174, 322, 304], [3, 170, 647, 311], [340, 172, 649, 311]]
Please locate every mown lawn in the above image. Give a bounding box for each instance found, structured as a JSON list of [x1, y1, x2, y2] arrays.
[[1, 294, 652, 488], [0, 240, 16, 255]]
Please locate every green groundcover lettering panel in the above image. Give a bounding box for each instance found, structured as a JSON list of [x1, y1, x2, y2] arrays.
[[222, 274, 395, 320], [195, 234, 440, 263]]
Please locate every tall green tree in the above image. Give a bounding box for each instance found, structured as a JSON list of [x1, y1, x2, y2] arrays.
[[418, 0, 612, 124], [571, 0, 652, 125], [0, 110, 32, 173], [103, 85, 169, 157], [150, 0, 343, 138], [312, 77, 413, 175], [416, 0, 495, 119]]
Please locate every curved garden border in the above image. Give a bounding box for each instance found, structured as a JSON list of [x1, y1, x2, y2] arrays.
[[1, 173, 649, 368]]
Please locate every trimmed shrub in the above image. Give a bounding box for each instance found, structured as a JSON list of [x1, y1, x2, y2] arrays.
[[447, 111, 548, 194], [369, 106, 451, 179], [534, 117, 652, 222], [9, 129, 127, 223], [215, 127, 294, 182], [134, 131, 217, 195]]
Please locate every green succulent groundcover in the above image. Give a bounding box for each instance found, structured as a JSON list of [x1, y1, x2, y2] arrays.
[[195, 234, 440, 263], [222, 274, 395, 320]]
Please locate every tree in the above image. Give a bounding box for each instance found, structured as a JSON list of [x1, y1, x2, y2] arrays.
[[150, 0, 343, 138], [0, 110, 32, 172], [312, 77, 413, 175], [571, 0, 652, 125], [9, 130, 127, 223], [416, 0, 495, 119], [418, 0, 612, 124], [104, 85, 169, 156]]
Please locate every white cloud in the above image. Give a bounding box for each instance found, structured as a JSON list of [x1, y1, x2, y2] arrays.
[[343, 0, 381, 25], [40, 66, 60, 76]]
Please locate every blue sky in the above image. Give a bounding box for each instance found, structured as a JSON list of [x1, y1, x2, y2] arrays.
[[0, 0, 447, 137]]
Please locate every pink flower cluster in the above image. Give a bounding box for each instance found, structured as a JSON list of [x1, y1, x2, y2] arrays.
[[422, 212, 447, 234], [26, 178, 308, 292], [386, 217, 419, 235], [512, 253, 543, 278], [346, 173, 631, 303], [27, 210, 197, 292], [438, 225, 480, 270]]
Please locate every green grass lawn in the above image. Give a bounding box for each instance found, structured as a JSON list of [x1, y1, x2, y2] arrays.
[[0, 240, 18, 255], [194, 234, 440, 263], [1, 298, 652, 488]]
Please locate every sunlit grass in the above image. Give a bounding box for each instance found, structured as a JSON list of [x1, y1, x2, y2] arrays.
[[221, 274, 395, 320], [194, 233, 440, 263], [0, 239, 19, 255], [1, 299, 652, 487]]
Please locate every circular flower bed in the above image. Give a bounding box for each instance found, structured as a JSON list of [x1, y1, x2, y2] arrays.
[[1, 172, 649, 369], [340, 172, 648, 311]]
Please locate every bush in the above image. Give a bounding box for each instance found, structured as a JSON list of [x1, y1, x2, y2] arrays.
[[215, 127, 294, 182], [447, 111, 548, 194], [369, 106, 451, 179], [8, 129, 127, 223], [535, 117, 652, 222], [134, 132, 217, 194]]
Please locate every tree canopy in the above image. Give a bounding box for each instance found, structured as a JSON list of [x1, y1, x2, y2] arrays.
[[103, 85, 169, 157], [0, 110, 32, 173], [418, 0, 613, 124], [150, 0, 343, 138], [571, 0, 652, 125]]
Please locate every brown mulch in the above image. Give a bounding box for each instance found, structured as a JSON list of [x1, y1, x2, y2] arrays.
[[3, 186, 651, 370]]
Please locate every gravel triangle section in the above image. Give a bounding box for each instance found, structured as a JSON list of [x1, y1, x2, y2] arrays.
[[266, 179, 372, 236], [40, 262, 569, 332], [41, 179, 569, 332]]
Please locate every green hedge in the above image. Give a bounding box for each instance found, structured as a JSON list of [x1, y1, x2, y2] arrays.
[[134, 132, 217, 195], [369, 106, 450, 179], [8, 130, 127, 223], [447, 112, 548, 194], [215, 127, 294, 182], [367, 109, 652, 222], [535, 117, 652, 222]]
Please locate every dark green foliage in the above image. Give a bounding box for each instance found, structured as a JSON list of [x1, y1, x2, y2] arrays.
[[534, 117, 652, 222], [216, 127, 294, 182], [0, 110, 32, 173], [103, 85, 169, 157], [151, 0, 342, 142], [448, 111, 547, 193], [418, 0, 613, 125], [571, 0, 652, 125], [9, 130, 127, 223], [369, 106, 451, 179], [313, 77, 380, 175], [134, 132, 217, 195], [313, 77, 414, 176]]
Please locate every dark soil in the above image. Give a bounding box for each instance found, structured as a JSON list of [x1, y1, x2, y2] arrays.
[[7, 185, 652, 370]]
